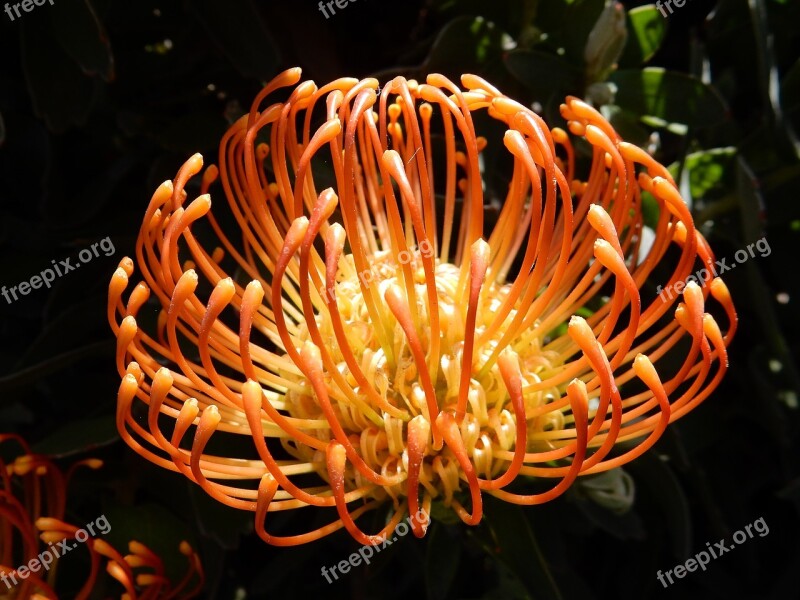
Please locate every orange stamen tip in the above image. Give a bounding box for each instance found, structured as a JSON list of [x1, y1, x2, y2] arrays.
[[407, 415, 431, 453], [186, 153, 204, 173], [285, 217, 310, 246], [503, 129, 528, 156], [633, 354, 659, 383], [35, 517, 65, 531], [199, 405, 221, 429], [568, 315, 593, 340], [299, 341, 323, 373], [242, 380, 263, 413], [471, 238, 491, 264]]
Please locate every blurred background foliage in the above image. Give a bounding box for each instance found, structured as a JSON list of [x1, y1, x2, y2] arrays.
[[0, 0, 799, 598]]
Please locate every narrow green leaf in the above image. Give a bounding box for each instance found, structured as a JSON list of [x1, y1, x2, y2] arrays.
[[31, 416, 118, 457], [736, 156, 800, 396], [0, 340, 114, 398], [781, 58, 800, 129]]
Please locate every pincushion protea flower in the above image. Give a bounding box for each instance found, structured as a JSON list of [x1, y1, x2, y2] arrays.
[[0, 435, 203, 599], [108, 67, 736, 546]]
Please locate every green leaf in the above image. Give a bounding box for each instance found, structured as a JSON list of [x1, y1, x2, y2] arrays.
[[425, 523, 461, 600], [50, 0, 114, 81], [681, 147, 737, 201], [190, 0, 279, 82], [601, 104, 650, 146], [619, 5, 667, 67], [424, 16, 505, 78], [609, 68, 728, 128], [641, 190, 660, 229], [504, 49, 583, 103], [31, 416, 118, 457]]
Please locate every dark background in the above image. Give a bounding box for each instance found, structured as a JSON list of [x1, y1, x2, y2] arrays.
[[1, 0, 799, 598]]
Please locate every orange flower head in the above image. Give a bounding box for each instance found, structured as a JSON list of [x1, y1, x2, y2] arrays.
[[108, 68, 736, 545]]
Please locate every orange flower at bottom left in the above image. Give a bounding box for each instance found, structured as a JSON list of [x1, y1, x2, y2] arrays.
[[0, 434, 203, 599]]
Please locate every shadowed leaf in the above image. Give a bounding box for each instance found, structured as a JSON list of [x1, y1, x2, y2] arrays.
[[31, 416, 118, 457], [505, 49, 583, 104], [21, 15, 96, 132], [50, 0, 114, 81], [425, 523, 461, 600], [609, 68, 728, 128], [191, 0, 279, 82]]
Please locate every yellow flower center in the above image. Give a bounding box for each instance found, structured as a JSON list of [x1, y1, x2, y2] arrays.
[[285, 246, 566, 505]]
